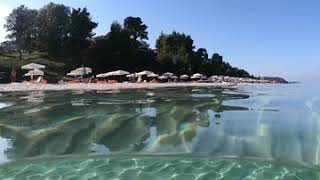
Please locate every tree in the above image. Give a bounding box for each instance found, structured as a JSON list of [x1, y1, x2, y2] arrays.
[[37, 3, 70, 57], [124, 16, 148, 41], [68, 7, 98, 64], [86, 22, 132, 72], [201, 53, 251, 77], [4, 5, 38, 59], [85, 19, 156, 73], [196, 48, 208, 61], [156, 31, 195, 73]]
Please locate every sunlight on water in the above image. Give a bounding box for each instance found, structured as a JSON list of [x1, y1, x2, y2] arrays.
[[0, 156, 319, 180], [0, 84, 319, 179]]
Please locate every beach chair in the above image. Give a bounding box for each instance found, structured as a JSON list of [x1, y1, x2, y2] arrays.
[[97, 80, 107, 84], [35, 76, 42, 83], [108, 80, 118, 84], [67, 80, 81, 83]]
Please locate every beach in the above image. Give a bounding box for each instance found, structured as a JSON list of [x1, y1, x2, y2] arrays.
[[0, 82, 236, 92]]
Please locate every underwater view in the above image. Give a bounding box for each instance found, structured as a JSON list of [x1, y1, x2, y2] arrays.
[[0, 84, 319, 179]]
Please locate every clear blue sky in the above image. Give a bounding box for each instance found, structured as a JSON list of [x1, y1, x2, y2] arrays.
[[1, 0, 319, 82]]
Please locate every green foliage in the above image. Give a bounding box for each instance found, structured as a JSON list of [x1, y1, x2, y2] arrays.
[[156, 32, 194, 73], [68, 7, 98, 64], [5, 2, 98, 61], [4, 5, 38, 59], [124, 16, 148, 41], [85, 20, 156, 74], [199, 53, 251, 77], [155, 32, 251, 77], [37, 3, 70, 57]]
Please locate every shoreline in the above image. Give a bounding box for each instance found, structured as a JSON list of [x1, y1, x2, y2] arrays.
[[0, 82, 238, 92]]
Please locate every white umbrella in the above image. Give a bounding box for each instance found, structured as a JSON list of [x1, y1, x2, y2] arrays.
[[67, 69, 84, 76], [96, 73, 108, 78], [180, 74, 189, 79], [200, 75, 208, 80], [193, 73, 203, 77], [67, 71, 81, 77], [136, 70, 154, 76], [158, 75, 168, 80], [126, 73, 136, 78], [191, 73, 203, 79], [163, 72, 174, 77], [24, 69, 44, 76], [21, 63, 46, 70], [105, 70, 129, 77], [171, 75, 178, 79], [73, 67, 92, 75], [147, 73, 159, 78]]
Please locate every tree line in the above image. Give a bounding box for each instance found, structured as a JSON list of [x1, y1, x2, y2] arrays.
[[4, 2, 252, 78]]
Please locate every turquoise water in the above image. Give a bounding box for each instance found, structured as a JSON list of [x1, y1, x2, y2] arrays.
[[0, 84, 319, 179]]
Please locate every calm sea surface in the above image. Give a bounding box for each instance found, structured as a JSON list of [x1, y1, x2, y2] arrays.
[[0, 83, 319, 179]]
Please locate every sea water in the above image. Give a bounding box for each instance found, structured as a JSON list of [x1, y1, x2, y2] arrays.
[[0, 83, 319, 179]]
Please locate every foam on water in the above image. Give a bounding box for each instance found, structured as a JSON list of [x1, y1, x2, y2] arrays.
[[0, 102, 11, 109]]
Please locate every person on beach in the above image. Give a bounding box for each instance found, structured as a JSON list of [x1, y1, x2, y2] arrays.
[[10, 68, 16, 83]]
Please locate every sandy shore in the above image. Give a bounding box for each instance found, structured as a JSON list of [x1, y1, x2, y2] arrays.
[[0, 82, 236, 92]]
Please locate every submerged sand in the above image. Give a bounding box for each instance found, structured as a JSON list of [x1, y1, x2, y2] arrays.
[[0, 82, 235, 92]]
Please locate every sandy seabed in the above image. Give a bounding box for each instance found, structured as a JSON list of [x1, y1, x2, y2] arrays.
[[0, 82, 235, 92]]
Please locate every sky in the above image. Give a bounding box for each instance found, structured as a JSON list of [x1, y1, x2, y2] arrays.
[[0, 0, 319, 82]]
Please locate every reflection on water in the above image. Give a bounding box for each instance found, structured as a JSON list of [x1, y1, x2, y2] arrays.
[[0, 137, 10, 163], [0, 84, 320, 172]]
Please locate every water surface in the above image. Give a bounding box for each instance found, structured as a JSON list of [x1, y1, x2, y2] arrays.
[[0, 84, 319, 179]]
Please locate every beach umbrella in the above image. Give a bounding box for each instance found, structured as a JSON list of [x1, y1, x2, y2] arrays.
[[136, 70, 154, 76], [67, 72, 77, 77], [73, 67, 92, 75], [163, 72, 174, 77], [24, 69, 44, 76], [21, 63, 46, 70], [171, 75, 178, 79], [67, 70, 82, 76], [96, 73, 108, 78], [193, 73, 203, 77], [191, 73, 203, 79], [158, 75, 168, 80], [147, 73, 159, 78], [126, 73, 136, 78], [180, 74, 189, 79], [104, 70, 129, 77]]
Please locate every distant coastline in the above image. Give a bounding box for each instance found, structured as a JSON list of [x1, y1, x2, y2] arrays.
[[259, 77, 288, 84]]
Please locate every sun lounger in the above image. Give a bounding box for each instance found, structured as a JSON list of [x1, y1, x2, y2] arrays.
[[35, 76, 42, 83], [108, 80, 118, 84], [97, 80, 107, 83], [67, 80, 81, 83]]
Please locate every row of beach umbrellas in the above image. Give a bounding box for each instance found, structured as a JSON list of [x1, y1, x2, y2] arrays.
[[95, 70, 207, 80], [19, 63, 211, 82], [20, 63, 209, 81], [19, 64, 268, 83]]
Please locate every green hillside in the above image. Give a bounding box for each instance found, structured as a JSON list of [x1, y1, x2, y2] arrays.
[[0, 51, 72, 83]]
